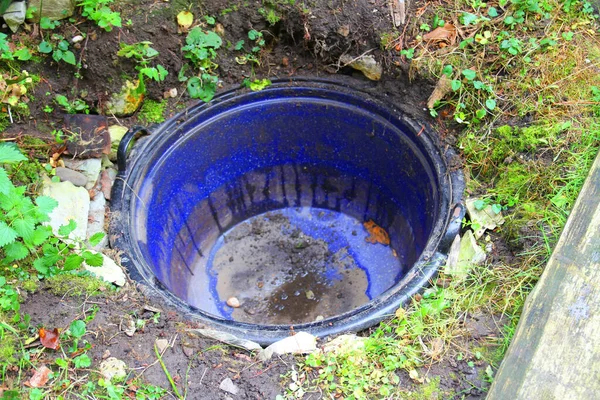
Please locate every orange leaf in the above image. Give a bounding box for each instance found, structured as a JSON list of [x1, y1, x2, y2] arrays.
[[423, 24, 457, 45], [24, 365, 52, 388], [39, 328, 60, 350]]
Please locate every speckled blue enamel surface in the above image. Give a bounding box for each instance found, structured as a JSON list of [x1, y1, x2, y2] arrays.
[[130, 86, 440, 319]]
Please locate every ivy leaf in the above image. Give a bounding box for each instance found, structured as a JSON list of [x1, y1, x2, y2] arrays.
[[82, 251, 103, 267], [69, 320, 86, 338], [486, 98, 497, 110], [35, 196, 58, 216], [4, 242, 29, 261], [38, 41, 53, 54], [58, 220, 77, 236], [88, 232, 105, 247], [63, 254, 84, 271], [0, 221, 17, 247], [62, 51, 76, 65], [462, 69, 477, 81], [0, 143, 27, 164]]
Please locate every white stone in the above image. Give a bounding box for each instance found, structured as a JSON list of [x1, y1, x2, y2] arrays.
[[42, 178, 89, 243], [72, 35, 84, 43], [84, 253, 126, 286], [155, 338, 169, 353], [219, 378, 239, 395], [444, 230, 486, 281], [187, 329, 262, 352], [258, 332, 317, 361], [63, 158, 102, 190], [99, 357, 127, 381], [465, 198, 505, 239], [87, 191, 107, 250]]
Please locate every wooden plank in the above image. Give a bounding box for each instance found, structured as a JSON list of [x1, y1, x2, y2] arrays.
[[487, 149, 600, 399]]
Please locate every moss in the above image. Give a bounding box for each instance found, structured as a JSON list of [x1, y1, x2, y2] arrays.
[[0, 318, 17, 365], [402, 377, 443, 399], [21, 279, 39, 293], [46, 273, 110, 297], [137, 99, 167, 125]]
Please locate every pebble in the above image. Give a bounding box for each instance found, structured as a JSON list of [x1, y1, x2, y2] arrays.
[[72, 35, 84, 43], [226, 297, 240, 308], [219, 378, 239, 395], [55, 167, 88, 187]]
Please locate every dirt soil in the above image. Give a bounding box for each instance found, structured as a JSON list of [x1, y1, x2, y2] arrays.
[[2, 0, 508, 397]]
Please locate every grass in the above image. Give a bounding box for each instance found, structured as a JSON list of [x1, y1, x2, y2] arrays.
[[284, 0, 600, 398]]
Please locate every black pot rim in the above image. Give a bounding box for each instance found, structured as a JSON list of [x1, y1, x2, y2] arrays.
[[109, 77, 465, 345]]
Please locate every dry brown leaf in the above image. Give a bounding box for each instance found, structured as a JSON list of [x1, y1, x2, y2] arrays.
[[39, 327, 60, 350], [24, 365, 52, 388], [423, 24, 457, 45], [427, 74, 453, 109]]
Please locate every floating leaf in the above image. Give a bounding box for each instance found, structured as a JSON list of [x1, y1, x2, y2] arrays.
[[24, 365, 52, 388], [39, 327, 60, 350], [177, 11, 194, 30]]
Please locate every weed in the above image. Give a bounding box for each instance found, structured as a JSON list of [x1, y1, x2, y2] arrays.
[[117, 41, 168, 83], [54, 94, 89, 114], [181, 27, 223, 101], [78, 0, 122, 32], [38, 35, 76, 66]]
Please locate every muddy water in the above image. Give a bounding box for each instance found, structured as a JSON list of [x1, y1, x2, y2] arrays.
[[208, 208, 391, 325]]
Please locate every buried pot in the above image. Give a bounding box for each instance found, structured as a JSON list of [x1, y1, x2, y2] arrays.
[[110, 79, 464, 345]]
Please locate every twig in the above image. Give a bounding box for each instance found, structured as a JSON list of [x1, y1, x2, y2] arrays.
[[7, 105, 13, 123]]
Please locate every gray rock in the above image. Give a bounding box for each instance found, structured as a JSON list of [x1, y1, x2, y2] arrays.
[[339, 54, 382, 81], [27, 0, 75, 21], [42, 178, 89, 243], [3, 1, 26, 32], [108, 125, 128, 161], [99, 357, 127, 382], [63, 158, 102, 190], [55, 167, 88, 187], [87, 191, 107, 250], [84, 253, 126, 286], [444, 230, 486, 281], [258, 332, 317, 361], [219, 378, 239, 395]]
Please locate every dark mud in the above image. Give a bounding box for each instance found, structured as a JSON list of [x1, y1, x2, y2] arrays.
[[211, 210, 370, 324]]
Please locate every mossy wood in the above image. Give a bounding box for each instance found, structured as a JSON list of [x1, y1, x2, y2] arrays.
[[488, 149, 600, 399]]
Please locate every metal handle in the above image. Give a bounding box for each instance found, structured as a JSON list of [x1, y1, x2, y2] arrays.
[[117, 126, 150, 173]]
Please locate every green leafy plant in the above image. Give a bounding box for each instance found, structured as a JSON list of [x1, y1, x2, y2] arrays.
[[181, 27, 223, 102], [78, 0, 122, 31], [0, 143, 104, 280], [38, 37, 76, 65], [117, 41, 168, 83], [54, 95, 89, 114]]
